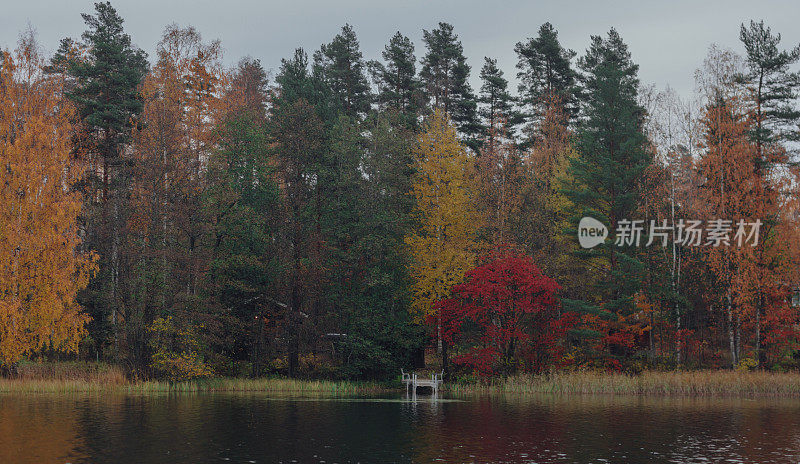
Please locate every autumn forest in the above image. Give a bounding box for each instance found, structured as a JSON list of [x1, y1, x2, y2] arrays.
[[4, 1, 800, 382]]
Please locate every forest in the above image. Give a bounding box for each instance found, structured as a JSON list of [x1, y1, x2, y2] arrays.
[[2, 1, 800, 382]]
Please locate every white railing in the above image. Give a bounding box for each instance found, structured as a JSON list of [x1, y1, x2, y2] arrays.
[[401, 370, 443, 395]]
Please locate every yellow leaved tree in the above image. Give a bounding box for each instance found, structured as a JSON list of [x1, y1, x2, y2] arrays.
[[0, 33, 96, 367], [406, 109, 478, 352]]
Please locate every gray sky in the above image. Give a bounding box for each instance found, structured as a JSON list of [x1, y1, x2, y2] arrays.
[[3, 0, 800, 99]]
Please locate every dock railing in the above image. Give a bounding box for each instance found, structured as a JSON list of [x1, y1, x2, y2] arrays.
[[401, 369, 443, 396]]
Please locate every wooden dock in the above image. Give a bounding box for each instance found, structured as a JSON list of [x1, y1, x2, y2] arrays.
[[401, 370, 443, 396]]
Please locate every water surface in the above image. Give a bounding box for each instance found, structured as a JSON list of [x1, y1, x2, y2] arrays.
[[1, 392, 799, 463]]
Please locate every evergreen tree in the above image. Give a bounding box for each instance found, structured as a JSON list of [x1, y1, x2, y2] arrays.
[[53, 1, 148, 359], [318, 115, 364, 323], [737, 20, 800, 366], [205, 114, 281, 376], [269, 97, 327, 377], [338, 111, 424, 378], [321, 115, 417, 378], [274, 45, 425, 378], [562, 29, 651, 366], [478, 57, 518, 145], [45, 38, 80, 89], [313, 24, 371, 119], [363, 112, 417, 237], [515, 22, 578, 145], [274, 48, 314, 106], [62, 2, 148, 168], [739, 20, 800, 151], [369, 31, 422, 127], [275, 48, 339, 123], [420, 22, 482, 150]]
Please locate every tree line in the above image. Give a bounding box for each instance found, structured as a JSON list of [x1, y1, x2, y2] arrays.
[[2, 2, 800, 379]]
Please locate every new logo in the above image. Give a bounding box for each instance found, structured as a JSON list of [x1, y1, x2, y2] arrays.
[[578, 217, 608, 249]]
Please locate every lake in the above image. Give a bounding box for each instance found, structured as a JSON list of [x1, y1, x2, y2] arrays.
[[1, 392, 799, 463]]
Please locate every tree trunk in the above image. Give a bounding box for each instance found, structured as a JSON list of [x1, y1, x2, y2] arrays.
[[437, 313, 442, 354], [727, 292, 737, 368], [755, 292, 762, 368], [649, 311, 655, 361], [671, 171, 681, 365], [111, 196, 120, 358], [287, 283, 300, 378], [735, 313, 741, 366], [441, 340, 449, 377]]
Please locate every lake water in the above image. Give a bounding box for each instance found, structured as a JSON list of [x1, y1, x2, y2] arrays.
[[1, 392, 799, 463]]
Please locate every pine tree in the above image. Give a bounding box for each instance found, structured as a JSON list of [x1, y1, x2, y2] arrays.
[[562, 29, 651, 367], [273, 46, 377, 377], [478, 57, 518, 147], [54, 1, 148, 358], [313, 24, 371, 119], [739, 20, 800, 150], [45, 38, 82, 93], [205, 113, 280, 376], [420, 22, 482, 150], [269, 77, 327, 375], [274, 49, 314, 106], [369, 31, 422, 127], [738, 20, 800, 365], [318, 115, 364, 326], [332, 110, 424, 378], [64, 2, 148, 163], [515, 22, 578, 146]]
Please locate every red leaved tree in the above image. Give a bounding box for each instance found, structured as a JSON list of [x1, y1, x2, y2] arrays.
[[434, 247, 571, 375]]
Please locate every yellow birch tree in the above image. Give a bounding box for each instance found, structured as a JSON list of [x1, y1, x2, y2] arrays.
[[0, 33, 96, 366], [406, 109, 477, 342]]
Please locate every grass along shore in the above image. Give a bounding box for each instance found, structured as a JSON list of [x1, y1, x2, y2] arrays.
[[449, 370, 800, 397], [0, 362, 390, 395], [3, 362, 800, 397], [0, 377, 391, 395]]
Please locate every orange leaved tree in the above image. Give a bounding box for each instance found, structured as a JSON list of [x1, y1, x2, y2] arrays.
[[696, 98, 763, 367], [0, 33, 96, 367]]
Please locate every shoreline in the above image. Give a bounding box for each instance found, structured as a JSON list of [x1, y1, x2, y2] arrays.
[[0, 377, 392, 395], [2, 366, 800, 397], [448, 371, 800, 397]]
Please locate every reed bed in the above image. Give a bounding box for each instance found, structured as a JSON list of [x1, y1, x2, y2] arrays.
[[13, 361, 127, 384], [0, 363, 389, 395], [120, 378, 390, 394], [4, 363, 800, 397], [447, 370, 800, 397], [0, 378, 389, 394]]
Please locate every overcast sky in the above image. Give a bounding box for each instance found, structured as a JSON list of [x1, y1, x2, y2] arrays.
[[3, 0, 800, 100]]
